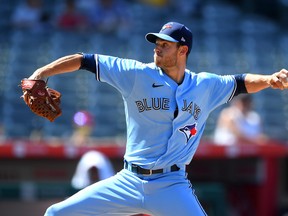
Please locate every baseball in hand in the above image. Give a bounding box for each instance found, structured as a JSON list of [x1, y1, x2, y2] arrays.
[[283, 77, 288, 88]]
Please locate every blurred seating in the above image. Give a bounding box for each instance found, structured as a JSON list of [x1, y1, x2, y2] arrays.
[[0, 0, 287, 142]]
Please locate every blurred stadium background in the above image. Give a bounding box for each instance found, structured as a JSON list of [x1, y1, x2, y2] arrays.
[[0, 0, 288, 216]]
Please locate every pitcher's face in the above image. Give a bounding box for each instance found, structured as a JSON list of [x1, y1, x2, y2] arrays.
[[153, 39, 180, 69]]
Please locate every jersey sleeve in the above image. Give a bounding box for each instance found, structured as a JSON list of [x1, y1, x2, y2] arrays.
[[95, 54, 141, 97], [199, 73, 236, 111]]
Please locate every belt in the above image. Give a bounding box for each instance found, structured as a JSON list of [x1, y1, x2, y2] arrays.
[[124, 161, 180, 176]]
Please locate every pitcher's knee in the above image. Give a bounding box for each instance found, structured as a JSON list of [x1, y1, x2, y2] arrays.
[[44, 202, 79, 216], [44, 204, 58, 216]]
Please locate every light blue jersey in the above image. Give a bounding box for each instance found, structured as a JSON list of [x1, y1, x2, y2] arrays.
[[44, 54, 236, 216], [43, 21, 244, 216], [95, 54, 235, 169]]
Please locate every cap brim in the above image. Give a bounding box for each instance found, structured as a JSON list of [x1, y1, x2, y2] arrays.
[[145, 33, 179, 44]]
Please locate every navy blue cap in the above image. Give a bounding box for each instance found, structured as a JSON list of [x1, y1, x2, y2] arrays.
[[145, 22, 193, 54]]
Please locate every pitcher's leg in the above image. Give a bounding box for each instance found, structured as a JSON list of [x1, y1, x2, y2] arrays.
[[44, 170, 145, 216], [145, 173, 207, 216]]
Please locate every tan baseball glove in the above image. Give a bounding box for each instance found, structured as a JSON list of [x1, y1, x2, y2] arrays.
[[20, 79, 62, 122]]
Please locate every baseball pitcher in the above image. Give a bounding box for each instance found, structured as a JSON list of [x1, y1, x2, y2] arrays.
[[22, 22, 288, 216]]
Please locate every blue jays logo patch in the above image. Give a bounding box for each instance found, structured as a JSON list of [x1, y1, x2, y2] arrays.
[[161, 24, 172, 31], [179, 123, 197, 143]]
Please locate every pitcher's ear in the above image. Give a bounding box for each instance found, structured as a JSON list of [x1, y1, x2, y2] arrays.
[[179, 45, 188, 56]]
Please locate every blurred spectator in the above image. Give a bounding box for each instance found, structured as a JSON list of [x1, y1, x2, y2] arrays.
[[29, 117, 45, 142], [71, 150, 115, 190], [0, 123, 6, 143], [29, 129, 44, 142], [169, 0, 203, 17], [11, 0, 50, 32], [86, 0, 132, 37], [69, 110, 95, 146], [76, 0, 97, 11], [138, 0, 169, 7], [213, 94, 268, 145], [55, 0, 89, 31]]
